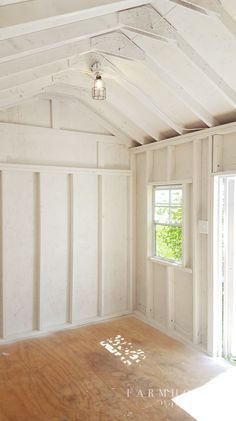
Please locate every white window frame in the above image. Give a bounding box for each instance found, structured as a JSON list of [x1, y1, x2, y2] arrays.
[[148, 180, 191, 271], [152, 184, 183, 265]]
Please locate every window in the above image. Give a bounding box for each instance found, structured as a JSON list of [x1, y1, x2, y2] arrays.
[[153, 185, 183, 264]]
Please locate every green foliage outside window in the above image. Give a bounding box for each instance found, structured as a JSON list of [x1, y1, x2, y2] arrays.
[[153, 186, 183, 263], [155, 225, 182, 262]]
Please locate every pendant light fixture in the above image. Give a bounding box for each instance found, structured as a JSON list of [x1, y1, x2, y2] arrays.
[[91, 62, 106, 101]]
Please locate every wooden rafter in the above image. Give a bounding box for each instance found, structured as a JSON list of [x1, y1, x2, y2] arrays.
[[119, 5, 236, 107]]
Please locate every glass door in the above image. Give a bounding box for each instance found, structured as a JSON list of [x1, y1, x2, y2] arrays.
[[215, 175, 236, 361]]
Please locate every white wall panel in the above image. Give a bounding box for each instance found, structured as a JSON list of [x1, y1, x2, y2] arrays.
[[153, 264, 168, 327], [72, 173, 98, 321], [102, 175, 129, 315], [174, 142, 193, 180], [174, 271, 193, 340], [52, 98, 109, 135], [0, 99, 51, 128], [0, 103, 131, 342], [0, 124, 98, 167], [135, 137, 211, 349], [2, 171, 36, 337], [40, 173, 69, 329], [152, 148, 167, 182], [221, 133, 236, 171], [99, 142, 130, 169]]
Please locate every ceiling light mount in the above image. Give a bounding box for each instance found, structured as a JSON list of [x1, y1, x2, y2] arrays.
[[91, 61, 106, 101]]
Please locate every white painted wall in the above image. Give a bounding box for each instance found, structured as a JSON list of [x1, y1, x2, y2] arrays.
[[0, 98, 132, 341], [2, 95, 236, 354], [134, 130, 236, 352], [133, 138, 214, 348]]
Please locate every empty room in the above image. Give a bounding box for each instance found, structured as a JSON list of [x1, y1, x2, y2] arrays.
[[0, 0, 236, 420]]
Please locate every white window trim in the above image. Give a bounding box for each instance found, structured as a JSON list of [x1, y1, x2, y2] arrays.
[[147, 179, 192, 271]]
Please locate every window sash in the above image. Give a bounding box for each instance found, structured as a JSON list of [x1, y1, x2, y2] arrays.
[[152, 185, 183, 262]]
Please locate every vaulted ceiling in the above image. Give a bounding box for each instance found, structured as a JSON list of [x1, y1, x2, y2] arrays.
[[1, 0, 236, 146]]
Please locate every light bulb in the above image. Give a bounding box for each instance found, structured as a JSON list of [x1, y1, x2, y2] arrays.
[[94, 76, 104, 89], [92, 75, 106, 100]]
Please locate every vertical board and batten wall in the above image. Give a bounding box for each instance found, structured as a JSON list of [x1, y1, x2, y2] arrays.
[[134, 130, 236, 355], [133, 131, 236, 354], [0, 98, 132, 341]]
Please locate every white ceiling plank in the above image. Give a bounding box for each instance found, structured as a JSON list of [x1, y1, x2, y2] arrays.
[[144, 56, 219, 127], [0, 0, 32, 5], [91, 31, 145, 60], [218, 6, 236, 38], [120, 5, 236, 107], [0, 31, 144, 92], [0, 76, 54, 109], [168, 0, 220, 15], [0, 14, 120, 63], [176, 34, 236, 107], [0, 61, 71, 92], [119, 5, 176, 41], [45, 84, 144, 144], [0, 30, 144, 82], [0, 0, 149, 40], [99, 54, 185, 134], [100, 79, 159, 141], [0, 39, 90, 80], [169, 0, 236, 38]]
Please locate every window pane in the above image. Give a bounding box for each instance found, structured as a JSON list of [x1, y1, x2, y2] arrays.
[[170, 207, 182, 225], [171, 189, 182, 205], [154, 189, 169, 204], [154, 206, 169, 224], [155, 225, 182, 262]]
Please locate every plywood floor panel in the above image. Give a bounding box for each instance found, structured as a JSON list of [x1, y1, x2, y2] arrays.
[[0, 317, 227, 420]]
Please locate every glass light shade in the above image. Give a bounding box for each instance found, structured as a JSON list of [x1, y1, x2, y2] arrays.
[[92, 75, 106, 100]]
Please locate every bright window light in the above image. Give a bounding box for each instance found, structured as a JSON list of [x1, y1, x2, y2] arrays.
[[173, 367, 236, 421], [153, 185, 183, 263]]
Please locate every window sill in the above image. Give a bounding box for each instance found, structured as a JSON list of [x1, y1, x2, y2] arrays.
[[148, 257, 192, 273]]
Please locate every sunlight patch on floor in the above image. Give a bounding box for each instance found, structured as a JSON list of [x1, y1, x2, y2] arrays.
[[173, 367, 236, 421], [100, 335, 146, 366]]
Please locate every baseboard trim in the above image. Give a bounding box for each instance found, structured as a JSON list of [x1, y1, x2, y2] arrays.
[[133, 310, 209, 356], [0, 311, 132, 345], [0, 310, 209, 356]]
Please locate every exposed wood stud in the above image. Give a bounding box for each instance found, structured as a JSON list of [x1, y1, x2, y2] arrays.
[[129, 153, 136, 312], [192, 139, 202, 345], [38, 173, 43, 331], [97, 175, 104, 317], [146, 151, 154, 320], [207, 135, 214, 355], [67, 174, 75, 324], [34, 172, 41, 331]]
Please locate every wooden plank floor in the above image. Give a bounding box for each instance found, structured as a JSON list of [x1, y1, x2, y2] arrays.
[[0, 317, 226, 421]]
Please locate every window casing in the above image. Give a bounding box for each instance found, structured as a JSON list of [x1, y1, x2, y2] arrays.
[[152, 185, 183, 264]]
